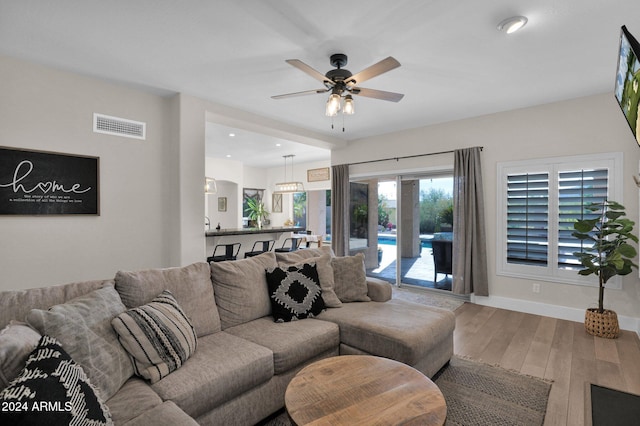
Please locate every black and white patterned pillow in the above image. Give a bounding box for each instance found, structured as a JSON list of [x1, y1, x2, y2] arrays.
[[266, 263, 326, 322], [0, 335, 112, 426], [111, 290, 197, 384]]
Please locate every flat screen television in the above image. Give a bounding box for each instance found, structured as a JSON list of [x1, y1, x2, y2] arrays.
[[615, 25, 640, 146]]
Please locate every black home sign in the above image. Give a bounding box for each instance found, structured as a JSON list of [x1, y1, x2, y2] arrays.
[[0, 147, 99, 215]]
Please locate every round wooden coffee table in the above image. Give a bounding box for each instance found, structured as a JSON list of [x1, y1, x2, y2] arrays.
[[285, 355, 446, 425]]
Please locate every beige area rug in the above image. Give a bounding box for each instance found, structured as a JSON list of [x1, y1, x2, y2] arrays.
[[392, 286, 465, 311], [261, 356, 551, 426], [434, 357, 551, 425]]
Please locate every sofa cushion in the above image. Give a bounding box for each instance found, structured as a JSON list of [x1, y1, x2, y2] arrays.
[[0, 320, 41, 388], [266, 263, 325, 322], [318, 299, 455, 366], [26, 283, 133, 401], [115, 262, 220, 337], [106, 377, 163, 425], [112, 290, 197, 384], [279, 254, 342, 308], [151, 331, 273, 419], [123, 401, 198, 426], [366, 277, 393, 302], [331, 253, 371, 302], [225, 317, 339, 374], [275, 246, 334, 264], [0, 279, 108, 331], [210, 251, 278, 329], [0, 335, 111, 425]]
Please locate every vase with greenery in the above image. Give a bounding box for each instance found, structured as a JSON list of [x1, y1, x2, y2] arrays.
[[245, 198, 269, 229], [572, 200, 638, 338]]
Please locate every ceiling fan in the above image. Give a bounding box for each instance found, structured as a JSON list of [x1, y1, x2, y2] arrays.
[[271, 54, 404, 117]]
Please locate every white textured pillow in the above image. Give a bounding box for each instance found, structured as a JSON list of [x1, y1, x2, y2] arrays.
[[112, 290, 197, 384], [26, 283, 134, 400]]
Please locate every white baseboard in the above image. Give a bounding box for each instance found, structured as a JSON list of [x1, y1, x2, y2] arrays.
[[470, 294, 640, 338]]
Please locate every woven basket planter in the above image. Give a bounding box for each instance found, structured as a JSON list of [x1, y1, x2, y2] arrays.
[[585, 308, 619, 339]]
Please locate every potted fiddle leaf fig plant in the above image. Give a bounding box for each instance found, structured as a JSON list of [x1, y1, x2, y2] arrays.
[[572, 200, 638, 338], [245, 198, 269, 229]]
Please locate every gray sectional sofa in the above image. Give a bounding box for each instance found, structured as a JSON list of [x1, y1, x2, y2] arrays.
[[0, 247, 455, 425]]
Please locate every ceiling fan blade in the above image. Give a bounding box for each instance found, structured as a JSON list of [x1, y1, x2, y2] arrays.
[[286, 59, 334, 86], [345, 57, 401, 87], [271, 88, 329, 99], [351, 87, 404, 102]]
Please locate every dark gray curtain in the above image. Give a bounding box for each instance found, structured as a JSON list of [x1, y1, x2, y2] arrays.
[[452, 147, 489, 296], [331, 164, 350, 256]]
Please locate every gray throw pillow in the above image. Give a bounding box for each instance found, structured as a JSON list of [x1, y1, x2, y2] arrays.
[[26, 283, 134, 401], [0, 321, 41, 388], [290, 254, 342, 308], [331, 253, 371, 302]]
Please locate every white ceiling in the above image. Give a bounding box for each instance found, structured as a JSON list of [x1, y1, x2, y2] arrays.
[[1, 1, 638, 167], [205, 122, 330, 167]]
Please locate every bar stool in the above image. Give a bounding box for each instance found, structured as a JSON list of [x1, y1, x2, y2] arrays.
[[274, 238, 302, 253], [244, 240, 275, 258], [207, 243, 241, 263]]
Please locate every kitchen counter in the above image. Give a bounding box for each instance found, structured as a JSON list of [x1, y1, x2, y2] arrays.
[[205, 226, 305, 237]]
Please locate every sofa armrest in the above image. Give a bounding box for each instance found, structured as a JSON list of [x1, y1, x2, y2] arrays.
[[366, 277, 392, 302]]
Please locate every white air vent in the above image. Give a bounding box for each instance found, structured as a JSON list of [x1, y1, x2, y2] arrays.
[[93, 113, 146, 140]]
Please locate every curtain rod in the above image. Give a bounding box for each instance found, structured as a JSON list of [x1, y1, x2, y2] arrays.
[[343, 146, 483, 167]]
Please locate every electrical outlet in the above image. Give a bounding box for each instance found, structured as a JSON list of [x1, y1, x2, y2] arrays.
[[532, 283, 541, 293]]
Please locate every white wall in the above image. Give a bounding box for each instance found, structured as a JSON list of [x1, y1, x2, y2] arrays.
[[0, 55, 176, 289], [332, 93, 640, 328], [205, 180, 238, 231]]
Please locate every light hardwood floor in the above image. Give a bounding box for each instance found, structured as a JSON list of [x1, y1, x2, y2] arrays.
[[453, 303, 640, 426]]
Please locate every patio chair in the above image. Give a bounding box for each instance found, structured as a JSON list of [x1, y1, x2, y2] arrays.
[[432, 240, 452, 283]]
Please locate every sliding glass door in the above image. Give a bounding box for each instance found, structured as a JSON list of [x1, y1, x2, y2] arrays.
[[364, 174, 453, 290]]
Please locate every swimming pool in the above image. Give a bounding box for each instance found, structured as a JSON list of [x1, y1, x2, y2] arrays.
[[378, 235, 433, 248]]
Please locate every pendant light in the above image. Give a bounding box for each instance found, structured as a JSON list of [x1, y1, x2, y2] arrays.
[[205, 177, 217, 194], [274, 155, 304, 193]]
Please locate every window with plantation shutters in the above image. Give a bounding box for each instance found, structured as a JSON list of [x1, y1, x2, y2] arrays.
[[497, 153, 622, 288], [506, 173, 549, 266], [557, 169, 608, 269]]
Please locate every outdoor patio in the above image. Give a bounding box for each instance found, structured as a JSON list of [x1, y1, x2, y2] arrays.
[[366, 243, 452, 291]]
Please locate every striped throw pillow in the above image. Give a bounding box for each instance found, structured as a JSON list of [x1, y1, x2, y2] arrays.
[[111, 290, 197, 384]]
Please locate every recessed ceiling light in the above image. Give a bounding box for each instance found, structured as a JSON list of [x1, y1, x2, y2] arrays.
[[276, 143, 281, 147], [226, 154, 231, 158], [497, 16, 528, 34], [228, 133, 235, 137]]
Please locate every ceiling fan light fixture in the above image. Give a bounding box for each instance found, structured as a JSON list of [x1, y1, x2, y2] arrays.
[[497, 16, 528, 34], [343, 95, 355, 115], [326, 93, 341, 116]]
